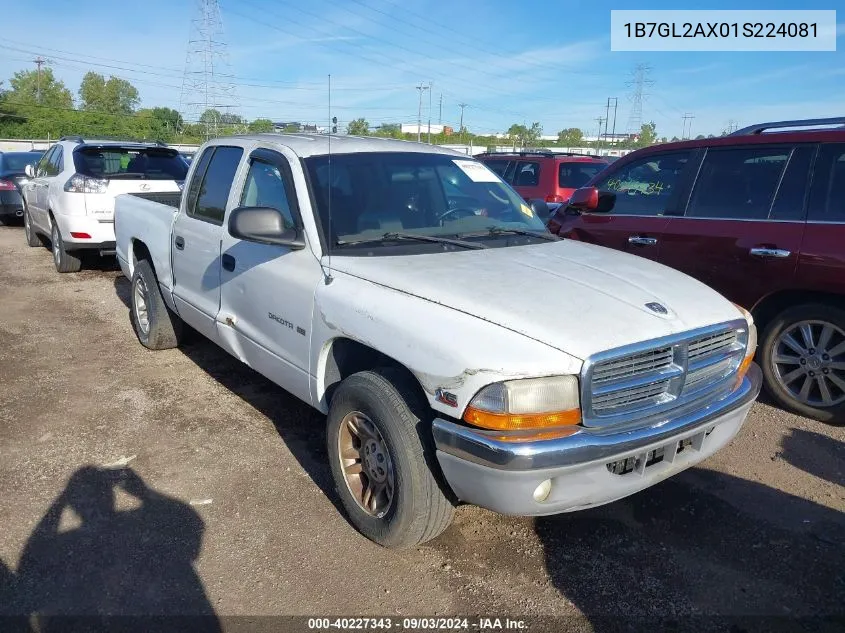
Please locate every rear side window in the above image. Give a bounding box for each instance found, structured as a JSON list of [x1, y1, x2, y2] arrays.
[[184, 148, 214, 218], [686, 147, 789, 220], [189, 146, 244, 225], [45, 147, 63, 176], [35, 147, 56, 177], [769, 146, 814, 221], [808, 143, 845, 222], [73, 147, 188, 180], [513, 161, 540, 187], [558, 162, 606, 188], [483, 160, 510, 177]]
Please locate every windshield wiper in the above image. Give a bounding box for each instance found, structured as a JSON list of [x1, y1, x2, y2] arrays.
[[336, 232, 486, 249], [463, 227, 560, 241]]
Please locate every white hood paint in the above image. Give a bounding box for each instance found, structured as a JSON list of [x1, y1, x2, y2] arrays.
[[330, 240, 743, 361]]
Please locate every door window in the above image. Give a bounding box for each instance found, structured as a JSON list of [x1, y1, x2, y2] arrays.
[[595, 151, 691, 216], [36, 147, 56, 177], [513, 161, 540, 187], [686, 147, 790, 220], [188, 146, 244, 225], [240, 159, 296, 229], [769, 146, 814, 221], [483, 160, 510, 178], [808, 143, 845, 222], [47, 147, 64, 176]]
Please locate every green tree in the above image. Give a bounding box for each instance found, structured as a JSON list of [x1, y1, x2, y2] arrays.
[[248, 118, 274, 133], [79, 72, 139, 114], [5, 67, 72, 109], [557, 127, 583, 146], [507, 122, 542, 147], [347, 118, 369, 136], [638, 121, 657, 147]]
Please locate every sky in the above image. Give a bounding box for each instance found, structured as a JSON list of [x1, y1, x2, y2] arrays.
[[0, 0, 843, 139]]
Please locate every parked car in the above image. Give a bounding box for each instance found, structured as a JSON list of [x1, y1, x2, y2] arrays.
[[0, 151, 44, 225], [21, 136, 188, 272], [115, 134, 760, 548], [476, 150, 609, 204], [548, 116, 845, 423]]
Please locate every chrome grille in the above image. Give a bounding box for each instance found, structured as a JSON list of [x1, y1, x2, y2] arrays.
[[583, 321, 747, 426]]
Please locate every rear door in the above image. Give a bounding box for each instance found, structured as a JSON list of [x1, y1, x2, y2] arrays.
[[559, 150, 694, 261], [659, 144, 811, 309], [171, 145, 244, 343]]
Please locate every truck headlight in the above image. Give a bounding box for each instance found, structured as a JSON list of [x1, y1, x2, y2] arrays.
[[733, 304, 757, 382], [463, 376, 581, 431]]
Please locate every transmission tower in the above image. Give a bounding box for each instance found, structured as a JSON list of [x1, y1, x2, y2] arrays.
[[624, 64, 653, 136], [179, 0, 239, 139]]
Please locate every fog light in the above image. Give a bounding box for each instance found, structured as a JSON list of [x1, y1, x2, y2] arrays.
[[533, 479, 552, 503]]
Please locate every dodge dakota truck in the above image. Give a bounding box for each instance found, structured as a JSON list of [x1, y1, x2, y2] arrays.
[[114, 134, 762, 548]]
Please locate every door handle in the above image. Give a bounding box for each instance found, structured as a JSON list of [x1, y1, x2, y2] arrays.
[[221, 253, 236, 272], [174, 235, 185, 250], [749, 247, 790, 258], [628, 236, 658, 246]]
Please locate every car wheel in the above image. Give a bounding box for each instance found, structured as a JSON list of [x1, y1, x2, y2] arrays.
[[50, 220, 82, 273], [759, 303, 845, 425], [130, 259, 183, 350], [327, 368, 455, 548], [23, 205, 42, 247]]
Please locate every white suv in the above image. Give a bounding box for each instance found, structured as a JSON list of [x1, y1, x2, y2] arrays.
[[22, 136, 188, 272]]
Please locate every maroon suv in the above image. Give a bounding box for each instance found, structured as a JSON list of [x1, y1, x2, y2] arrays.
[[548, 117, 845, 423]]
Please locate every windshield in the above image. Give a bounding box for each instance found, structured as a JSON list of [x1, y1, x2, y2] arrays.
[[1, 152, 43, 174], [558, 161, 607, 188], [304, 152, 547, 252], [73, 147, 188, 180]]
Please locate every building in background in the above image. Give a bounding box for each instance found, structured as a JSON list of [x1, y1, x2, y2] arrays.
[[400, 123, 453, 136]]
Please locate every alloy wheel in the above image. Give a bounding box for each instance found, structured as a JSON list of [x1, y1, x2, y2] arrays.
[[337, 411, 395, 518], [133, 275, 151, 335], [772, 320, 845, 408]]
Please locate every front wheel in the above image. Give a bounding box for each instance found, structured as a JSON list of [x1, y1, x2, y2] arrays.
[[51, 221, 82, 273], [327, 368, 455, 548], [759, 303, 845, 424]]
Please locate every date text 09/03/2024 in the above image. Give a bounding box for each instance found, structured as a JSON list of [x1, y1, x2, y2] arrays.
[[307, 617, 528, 630]]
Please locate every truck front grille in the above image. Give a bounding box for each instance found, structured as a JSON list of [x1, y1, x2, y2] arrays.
[[582, 321, 748, 427]]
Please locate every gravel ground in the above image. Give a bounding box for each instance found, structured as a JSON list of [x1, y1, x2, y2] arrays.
[[0, 225, 842, 632]]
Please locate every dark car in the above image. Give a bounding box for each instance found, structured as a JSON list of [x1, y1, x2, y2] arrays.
[[476, 150, 609, 205], [0, 151, 44, 224], [547, 117, 845, 423]]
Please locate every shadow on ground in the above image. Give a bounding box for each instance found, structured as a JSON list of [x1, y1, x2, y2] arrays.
[[0, 466, 220, 632], [779, 427, 844, 487], [535, 468, 845, 631]]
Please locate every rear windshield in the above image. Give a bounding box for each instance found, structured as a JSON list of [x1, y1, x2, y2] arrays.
[[73, 147, 188, 180], [558, 162, 607, 188], [1, 152, 43, 173]]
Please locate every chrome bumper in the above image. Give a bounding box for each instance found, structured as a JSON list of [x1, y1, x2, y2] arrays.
[[432, 364, 762, 515]]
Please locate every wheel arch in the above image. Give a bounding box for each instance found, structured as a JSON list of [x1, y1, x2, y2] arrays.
[[752, 289, 845, 334]]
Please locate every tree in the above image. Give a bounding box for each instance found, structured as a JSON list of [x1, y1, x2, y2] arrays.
[[248, 118, 274, 133], [5, 68, 72, 109], [220, 112, 244, 125], [347, 118, 369, 136], [557, 127, 583, 146], [507, 122, 542, 147], [638, 121, 657, 147], [79, 72, 139, 114]]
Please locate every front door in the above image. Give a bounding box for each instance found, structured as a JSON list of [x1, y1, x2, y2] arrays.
[[659, 144, 811, 310], [171, 145, 244, 342], [25, 146, 56, 231], [559, 150, 694, 261], [216, 148, 319, 405]]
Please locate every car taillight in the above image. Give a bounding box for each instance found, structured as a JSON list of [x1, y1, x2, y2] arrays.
[[0, 179, 17, 191], [64, 174, 108, 194], [545, 194, 566, 203]]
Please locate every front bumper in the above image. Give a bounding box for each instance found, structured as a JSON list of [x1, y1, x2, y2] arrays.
[[433, 363, 762, 516]]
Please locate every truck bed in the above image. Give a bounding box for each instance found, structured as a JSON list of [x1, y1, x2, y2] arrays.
[[115, 192, 181, 290], [127, 191, 182, 208]]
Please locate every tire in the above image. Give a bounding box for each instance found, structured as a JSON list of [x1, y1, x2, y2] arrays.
[[50, 220, 82, 273], [327, 368, 455, 548], [759, 303, 845, 425], [23, 206, 42, 247], [130, 258, 183, 350]]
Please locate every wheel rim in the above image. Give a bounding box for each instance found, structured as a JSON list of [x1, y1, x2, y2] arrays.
[[133, 275, 151, 335], [772, 320, 845, 408], [24, 209, 31, 240], [337, 411, 395, 518], [51, 224, 61, 266]]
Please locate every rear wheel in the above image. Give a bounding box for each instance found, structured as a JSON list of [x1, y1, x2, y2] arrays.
[[327, 368, 455, 548], [130, 259, 182, 350], [51, 220, 82, 273], [760, 303, 845, 424], [23, 205, 42, 247]]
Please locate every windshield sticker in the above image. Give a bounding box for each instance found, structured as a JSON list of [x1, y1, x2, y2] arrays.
[[453, 160, 501, 183], [520, 203, 534, 218]]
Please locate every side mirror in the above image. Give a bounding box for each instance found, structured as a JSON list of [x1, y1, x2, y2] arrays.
[[528, 199, 550, 222], [25, 164, 34, 178], [568, 187, 599, 211], [228, 206, 305, 249]]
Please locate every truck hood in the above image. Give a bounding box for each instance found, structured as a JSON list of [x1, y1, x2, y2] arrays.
[[329, 241, 743, 360]]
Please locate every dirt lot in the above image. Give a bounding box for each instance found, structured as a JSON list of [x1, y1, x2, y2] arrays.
[[0, 225, 843, 631]]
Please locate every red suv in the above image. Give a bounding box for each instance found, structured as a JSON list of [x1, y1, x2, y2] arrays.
[[477, 151, 609, 204], [548, 117, 845, 423]]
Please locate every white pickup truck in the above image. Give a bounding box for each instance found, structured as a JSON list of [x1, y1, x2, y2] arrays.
[[115, 134, 761, 548]]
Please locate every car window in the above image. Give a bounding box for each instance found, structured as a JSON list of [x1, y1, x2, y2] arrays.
[[769, 146, 814, 221], [559, 162, 606, 188], [808, 143, 845, 223], [686, 147, 790, 220], [185, 147, 214, 218], [45, 147, 64, 176], [1, 152, 43, 173], [513, 161, 540, 187], [240, 159, 295, 229], [189, 146, 244, 225], [595, 151, 691, 216], [35, 147, 55, 177], [73, 147, 188, 180], [483, 160, 510, 178]]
